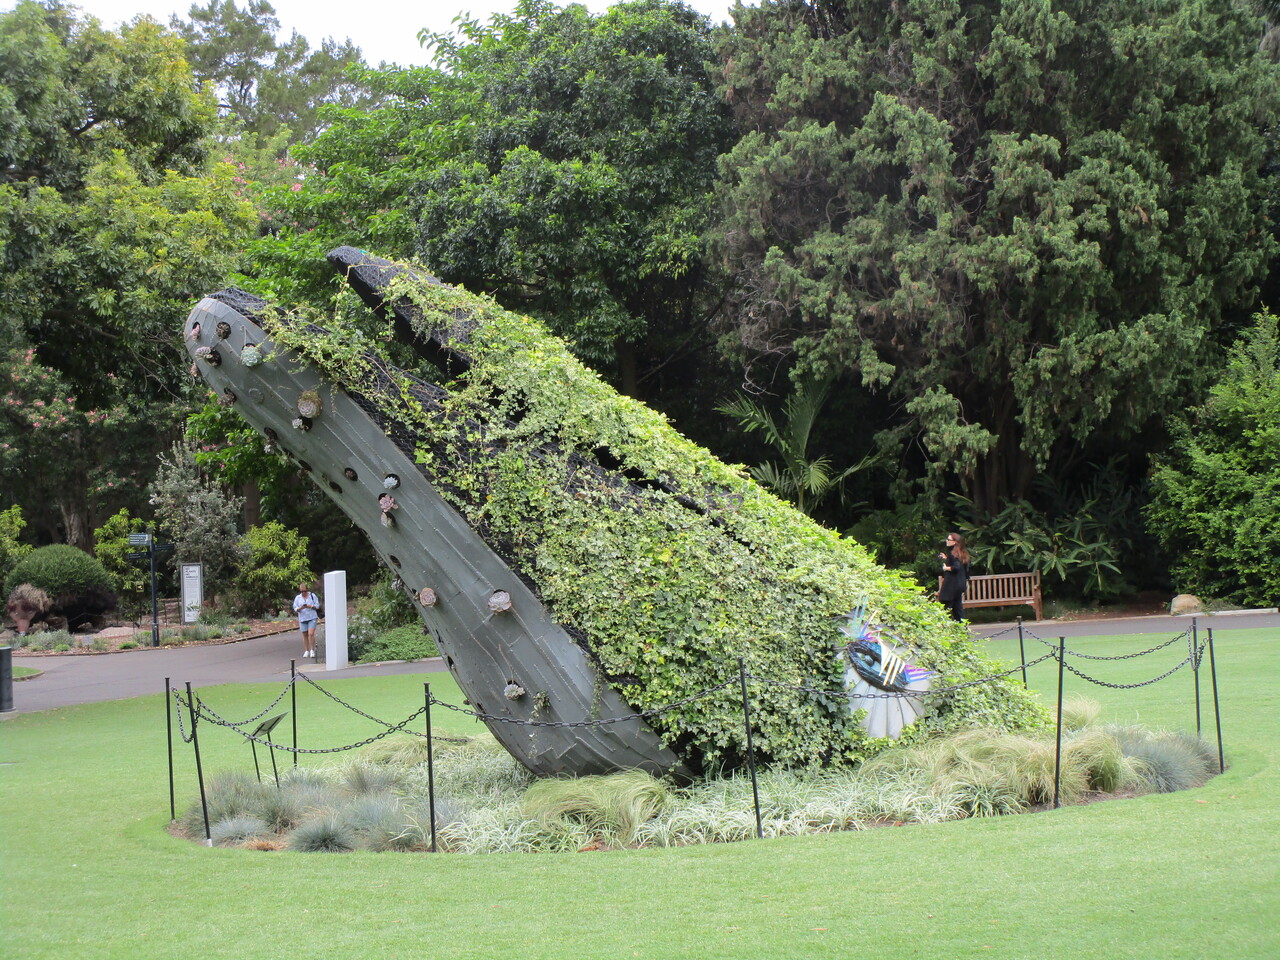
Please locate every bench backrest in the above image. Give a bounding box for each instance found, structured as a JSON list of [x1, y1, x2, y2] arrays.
[[966, 571, 1039, 602]]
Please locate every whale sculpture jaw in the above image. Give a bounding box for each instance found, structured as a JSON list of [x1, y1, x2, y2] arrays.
[[183, 284, 688, 779]]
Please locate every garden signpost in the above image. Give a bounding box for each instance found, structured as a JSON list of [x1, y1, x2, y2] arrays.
[[128, 532, 173, 646]]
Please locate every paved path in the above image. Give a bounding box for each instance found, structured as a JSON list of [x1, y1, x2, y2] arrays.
[[4, 625, 445, 716], [5, 609, 1276, 716]]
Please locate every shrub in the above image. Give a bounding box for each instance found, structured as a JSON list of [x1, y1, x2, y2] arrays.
[[339, 793, 413, 851], [4, 545, 116, 628], [1060, 695, 1102, 731], [354, 624, 438, 664], [18, 628, 75, 652], [1114, 728, 1218, 794], [346, 574, 418, 661], [234, 522, 313, 616], [179, 770, 269, 840], [1147, 310, 1280, 605], [339, 761, 402, 797], [0, 504, 33, 589], [147, 438, 247, 598]]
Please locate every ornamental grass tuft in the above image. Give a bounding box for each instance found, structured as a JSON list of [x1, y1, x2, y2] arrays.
[[286, 813, 359, 853], [211, 815, 272, 848]]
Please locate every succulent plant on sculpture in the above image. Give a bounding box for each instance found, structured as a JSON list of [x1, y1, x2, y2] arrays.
[[183, 248, 1045, 778]]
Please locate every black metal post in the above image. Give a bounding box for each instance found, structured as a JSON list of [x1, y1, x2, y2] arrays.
[[1016, 616, 1028, 688], [165, 677, 175, 821], [1191, 617, 1202, 736], [737, 657, 764, 839], [150, 535, 160, 647], [1053, 637, 1065, 810], [290, 659, 298, 768], [0, 646, 13, 713], [250, 737, 262, 783], [425, 683, 437, 853], [185, 681, 211, 845], [1207, 629, 1224, 775], [266, 731, 280, 788]]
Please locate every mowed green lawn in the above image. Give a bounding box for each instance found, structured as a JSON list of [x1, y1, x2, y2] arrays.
[[3, 627, 1277, 959]]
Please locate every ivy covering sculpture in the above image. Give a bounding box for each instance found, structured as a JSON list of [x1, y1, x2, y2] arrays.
[[183, 248, 1044, 778]]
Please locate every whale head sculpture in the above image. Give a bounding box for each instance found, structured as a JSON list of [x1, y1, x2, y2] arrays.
[[182, 248, 1043, 777]]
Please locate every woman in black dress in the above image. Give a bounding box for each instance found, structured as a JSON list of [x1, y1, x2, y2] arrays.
[[937, 533, 971, 620]]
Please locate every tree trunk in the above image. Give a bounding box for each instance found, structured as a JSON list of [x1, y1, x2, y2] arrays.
[[616, 340, 638, 398], [242, 480, 262, 529]]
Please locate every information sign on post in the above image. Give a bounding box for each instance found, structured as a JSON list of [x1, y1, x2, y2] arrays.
[[181, 564, 204, 624]]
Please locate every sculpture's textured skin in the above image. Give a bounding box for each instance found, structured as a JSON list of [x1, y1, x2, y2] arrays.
[[182, 249, 1044, 778]]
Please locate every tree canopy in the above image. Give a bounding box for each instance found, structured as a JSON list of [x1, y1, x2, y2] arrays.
[[258, 0, 735, 395], [714, 0, 1280, 512], [171, 0, 368, 144], [0, 1, 254, 545]]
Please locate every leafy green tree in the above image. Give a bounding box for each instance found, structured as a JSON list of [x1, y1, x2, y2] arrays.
[[0, 504, 33, 587], [0, 2, 255, 545], [714, 0, 1280, 514], [92, 508, 149, 619], [258, 0, 734, 395], [1146, 310, 1280, 604], [147, 438, 247, 597], [234, 520, 312, 615], [171, 0, 368, 144]]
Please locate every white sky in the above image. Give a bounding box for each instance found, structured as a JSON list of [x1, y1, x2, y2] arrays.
[[9, 1, 737, 67]]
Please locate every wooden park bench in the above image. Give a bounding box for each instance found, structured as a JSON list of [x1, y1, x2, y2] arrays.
[[940, 571, 1043, 621]]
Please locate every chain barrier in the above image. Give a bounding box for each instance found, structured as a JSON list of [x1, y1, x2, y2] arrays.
[[978, 624, 1021, 640], [291, 671, 469, 743], [169, 627, 1208, 751], [170, 689, 196, 743], [185, 678, 296, 729], [747, 649, 1061, 702], [1059, 649, 1199, 689], [428, 677, 741, 728], [1026, 628, 1190, 661], [194, 695, 428, 754]]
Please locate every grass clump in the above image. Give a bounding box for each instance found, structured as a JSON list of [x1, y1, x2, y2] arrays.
[[1108, 725, 1218, 793], [523, 770, 670, 847], [211, 815, 272, 848], [286, 813, 359, 852]]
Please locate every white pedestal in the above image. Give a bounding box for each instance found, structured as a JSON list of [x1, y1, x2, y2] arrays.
[[322, 570, 348, 670]]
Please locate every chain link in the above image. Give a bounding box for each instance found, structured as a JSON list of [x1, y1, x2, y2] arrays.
[[1027, 628, 1190, 661], [1059, 653, 1196, 689], [195, 696, 429, 753], [170, 689, 196, 743], [188, 679, 296, 729], [978, 624, 1021, 640], [428, 678, 740, 728]]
